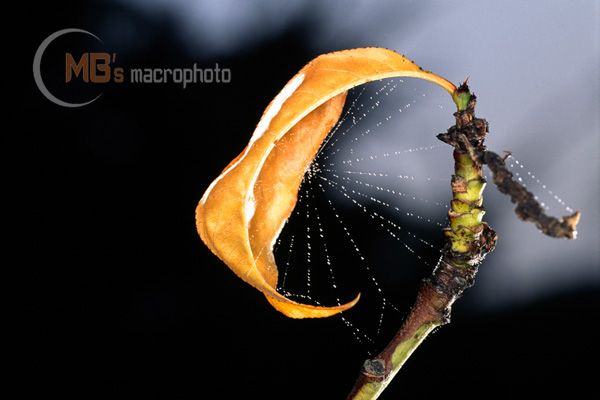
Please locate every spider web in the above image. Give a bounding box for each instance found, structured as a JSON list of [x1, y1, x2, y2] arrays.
[[271, 78, 574, 355]]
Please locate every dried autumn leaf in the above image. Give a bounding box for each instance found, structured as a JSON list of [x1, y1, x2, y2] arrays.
[[196, 47, 457, 318]]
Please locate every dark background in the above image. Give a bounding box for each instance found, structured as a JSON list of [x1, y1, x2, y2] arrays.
[[13, 1, 598, 398]]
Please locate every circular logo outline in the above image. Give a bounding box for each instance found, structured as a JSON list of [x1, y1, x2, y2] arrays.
[[33, 28, 103, 108]]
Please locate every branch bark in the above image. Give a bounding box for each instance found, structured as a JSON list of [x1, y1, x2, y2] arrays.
[[347, 83, 581, 399], [348, 84, 496, 399]]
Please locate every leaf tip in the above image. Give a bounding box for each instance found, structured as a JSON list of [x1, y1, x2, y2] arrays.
[[265, 292, 361, 319]]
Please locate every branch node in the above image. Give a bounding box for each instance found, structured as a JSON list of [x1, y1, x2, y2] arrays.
[[361, 359, 386, 380]]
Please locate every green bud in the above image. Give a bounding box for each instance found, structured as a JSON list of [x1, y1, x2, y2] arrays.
[[452, 81, 471, 111]]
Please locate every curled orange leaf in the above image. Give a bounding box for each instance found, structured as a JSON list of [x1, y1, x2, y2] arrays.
[[196, 47, 456, 318]]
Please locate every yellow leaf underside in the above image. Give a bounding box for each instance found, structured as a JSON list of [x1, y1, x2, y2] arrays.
[[196, 47, 456, 318]]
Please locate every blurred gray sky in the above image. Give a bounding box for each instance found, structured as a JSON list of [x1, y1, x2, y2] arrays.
[[119, 0, 599, 308]]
